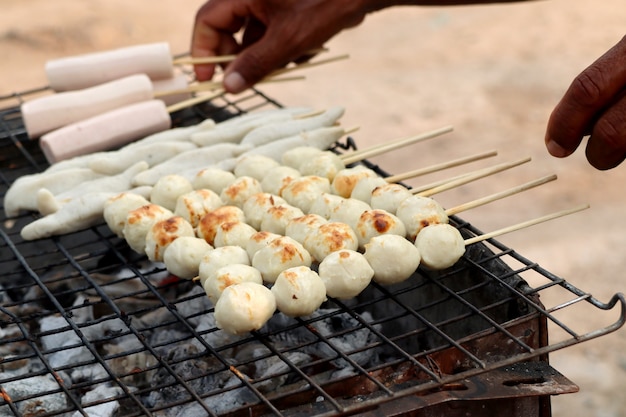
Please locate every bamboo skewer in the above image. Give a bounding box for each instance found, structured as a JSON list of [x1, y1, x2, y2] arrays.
[[172, 47, 329, 66], [464, 204, 590, 246], [384, 150, 497, 183], [153, 75, 306, 98], [341, 126, 454, 165], [166, 89, 225, 113]]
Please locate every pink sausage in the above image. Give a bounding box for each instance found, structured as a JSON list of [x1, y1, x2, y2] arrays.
[[40, 100, 172, 164], [45, 42, 174, 92], [22, 74, 154, 139], [151, 74, 191, 106]]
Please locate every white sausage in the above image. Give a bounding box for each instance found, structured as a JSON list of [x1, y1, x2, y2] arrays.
[[22, 74, 154, 138], [45, 42, 173, 91], [40, 100, 171, 164]]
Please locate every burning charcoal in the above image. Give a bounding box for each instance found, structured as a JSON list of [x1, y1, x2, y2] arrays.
[[105, 336, 157, 388], [72, 384, 123, 417], [0, 373, 67, 416], [252, 351, 313, 393]]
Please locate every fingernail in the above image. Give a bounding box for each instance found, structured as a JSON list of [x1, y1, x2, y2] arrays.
[[224, 72, 247, 93], [545, 137, 569, 158]]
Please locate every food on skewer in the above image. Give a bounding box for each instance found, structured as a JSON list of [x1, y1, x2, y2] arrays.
[[354, 209, 407, 248], [242, 192, 287, 230], [122, 203, 174, 254], [103, 192, 151, 238], [299, 150, 345, 182], [219, 176, 264, 208], [213, 221, 257, 248], [308, 193, 345, 219], [259, 204, 305, 235], [251, 236, 312, 283], [350, 176, 388, 205], [162, 236, 212, 279], [327, 197, 372, 231], [280, 175, 331, 213], [271, 266, 327, 317], [281, 146, 324, 170], [213, 282, 276, 335], [363, 234, 421, 285], [369, 183, 413, 215], [303, 221, 359, 262], [174, 189, 223, 227], [144, 216, 195, 262], [318, 249, 374, 299], [330, 166, 379, 198], [284, 214, 328, 245], [245, 231, 282, 260], [150, 174, 194, 211], [396, 195, 449, 241], [203, 264, 263, 304], [196, 205, 246, 246], [197, 245, 250, 287], [233, 154, 281, 181], [192, 167, 237, 194], [260, 165, 302, 196]]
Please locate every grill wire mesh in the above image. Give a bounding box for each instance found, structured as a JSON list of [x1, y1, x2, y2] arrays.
[[1, 86, 625, 417]]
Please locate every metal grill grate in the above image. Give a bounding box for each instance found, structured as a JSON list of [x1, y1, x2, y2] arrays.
[[1, 87, 624, 417]]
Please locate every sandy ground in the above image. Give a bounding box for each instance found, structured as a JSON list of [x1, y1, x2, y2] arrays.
[[2, 0, 626, 415]]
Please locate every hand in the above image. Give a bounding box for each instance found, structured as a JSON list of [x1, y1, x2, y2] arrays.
[[191, 0, 371, 94], [545, 35, 626, 170]]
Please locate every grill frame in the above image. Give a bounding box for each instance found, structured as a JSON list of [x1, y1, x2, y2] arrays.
[[1, 86, 624, 417]]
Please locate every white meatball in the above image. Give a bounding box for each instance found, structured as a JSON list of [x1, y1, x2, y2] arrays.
[[260, 165, 301, 196], [242, 192, 287, 230], [174, 189, 223, 227], [281, 175, 331, 213], [123, 203, 174, 254], [151, 174, 194, 211], [203, 263, 263, 304], [214, 282, 276, 335], [281, 146, 324, 170], [252, 236, 312, 283], [303, 221, 359, 262], [327, 197, 372, 231], [234, 154, 281, 180], [363, 234, 420, 285], [197, 245, 250, 286], [308, 193, 344, 219], [396, 195, 449, 241], [318, 250, 374, 299], [192, 167, 236, 194], [259, 204, 305, 235], [245, 231, 281, 259], [299, 151, 345, 182], [196, 205, 246, 246], [330, 166, 379, 198], [285, 214, 328, 245], [414, 223, 465, 270], [370, 183, 413, 215], [144, 216, 195, 262], [220, 176, 263, 208], [213, 221, 257, 248], [104, 192, 150, 238], [355, 209, 407, 248], [163, 236, 213, 279], [271, 266, 327, 317], [350, 176, 388, 205]]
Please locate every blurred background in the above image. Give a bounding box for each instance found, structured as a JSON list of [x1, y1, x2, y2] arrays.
[[1, 0, 625, 415]]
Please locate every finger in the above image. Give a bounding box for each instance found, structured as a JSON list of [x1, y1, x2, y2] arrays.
[[585, 90, 626, 170], [545, 36, 626, 157]]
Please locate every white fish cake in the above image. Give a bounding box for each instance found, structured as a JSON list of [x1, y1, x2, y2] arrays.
[[281, 146, 324, 170], [245, 231, 281, 259], [214, 282, 276, 335], [196, 205, 246, 246], [414, 223, 465, 270], [259, 204, 304, 235], [281, 175, 330, 213], [271, 266, 327, 317], [174, 189, 223, 227], [144, 216, 195, 262], [198, 245, 250, 286], [308, 192, 344, 219], [242, 192, 287, 230], [396, 195, 448, 241], [123, 203, 173, 254], [330, 166, 379, 198], [150, 174, 194, 211], [370, 183, 413, 215], [318, 250, 374, 299], [260, 165, 301, 196], [303, 221, 359, 263], [285, 214, 328, 245], [204, 263, 263, 304], [363, 234, 420, 285], [299, 151, 345, 182], [220, 176, 263, 208], [213, 221, 257, 248], [355, 209, 407, 248], [252, 236, 312, 283], [163, 236, 213, 279], [192, 167, 236, 194], [327, 197, 372, 231], [234, 154, 280, 180], [104, 192, 150, 237], [350, 176, 388, 205]]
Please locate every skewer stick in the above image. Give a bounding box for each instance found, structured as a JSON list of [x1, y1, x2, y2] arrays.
[[153, 75, 305, 97], [464, 204, 590, 246], [384, 150, 497, 183], [172, 47, 329, 66], [416, 157, 532, 197], [269, 54, 350, 77], [445, 174, 557, 216], [341, 126, 454, 165], [166, 89, 225, 113]]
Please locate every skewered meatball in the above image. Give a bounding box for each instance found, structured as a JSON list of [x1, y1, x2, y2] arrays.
[[123, 203, 173, 254], [363, 234, 420, 285], [214, 282, 276, 335], [396, 195, 448, 241], [163, 236, 213, 279], [271, 266, 327, 317], [234, 154, 281, 180], [355, 209, 407, 248], [252, 236, 312, 283], [242, 192, 287, 230], [192, 167, 236, 194], [260, 165, 301, 196], [197, 245, 250, 286], [144, 215, 195, 262], [330, 166, 379, 198], [204, 263, 263, 304], [414, 223, 465, 270], [196, 205, 245, 246], [220, 176, 263, 208], [174, 189, 223, 227], [259, 204, 305, 235], [213, 221, 257, 248], [299, 151, 345, 182], [281, 175, 331, 213], [285, 214, 328, 245], [350, 176, 388, 205], [370, 183, 412, 215], [151, 174, 193, 211], [104, 192, 150, 238], [303, 221, 359, 263], [318, 250, 374, 299]]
